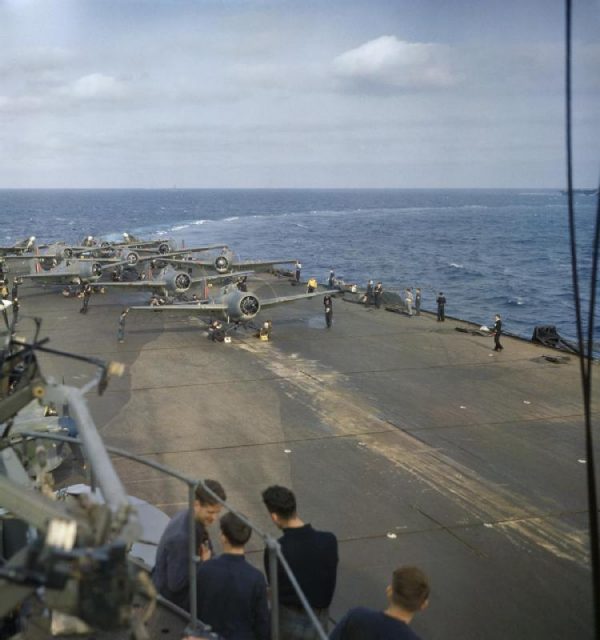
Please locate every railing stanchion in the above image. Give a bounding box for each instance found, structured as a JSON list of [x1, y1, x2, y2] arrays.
[[188, 482, 199, 632], [267, 538, 280, 640], [16, 432, 328, 639]]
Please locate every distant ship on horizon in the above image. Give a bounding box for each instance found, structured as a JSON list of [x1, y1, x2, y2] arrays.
[[561, 188, 598, 195]]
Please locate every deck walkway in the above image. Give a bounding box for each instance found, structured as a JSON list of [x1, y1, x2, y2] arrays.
[[20, 274, 598, 640]]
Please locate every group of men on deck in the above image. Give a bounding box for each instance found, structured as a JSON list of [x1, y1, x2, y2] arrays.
[[153, 481, 430, 639]]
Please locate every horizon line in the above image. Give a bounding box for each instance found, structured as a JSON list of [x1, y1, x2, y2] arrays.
[[0, 186, 589, 191]]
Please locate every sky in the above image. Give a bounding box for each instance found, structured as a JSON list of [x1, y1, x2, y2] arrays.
[[0, 0, 598, 188]]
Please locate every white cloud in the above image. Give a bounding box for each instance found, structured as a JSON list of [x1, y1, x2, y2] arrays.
[[0, 94, 46, 115], [0, 47, 73, 78], [333, 35, 459, 91], [62, 73, 128, 101]]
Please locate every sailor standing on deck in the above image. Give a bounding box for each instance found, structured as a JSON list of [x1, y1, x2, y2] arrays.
[[324, 294, 333, 328], [415, 288, 421, 315], [295, 261, 302, 284], [80, 283, 92, 314], [330, 566, 430, 640], [153, 479, 226, 611], [374, 282, 383, 308], [436, 292, 446, 322], [328, 269, 336, 289], [405, 288, 414, 316], [365, 280, 374, 305], [492, 314, 503, 351], [262, 485, 338, 639], [11, 278, 19, 303], [11, 279, 20, 325]]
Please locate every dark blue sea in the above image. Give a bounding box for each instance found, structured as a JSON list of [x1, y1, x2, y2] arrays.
[[1, 188, 598, 345]]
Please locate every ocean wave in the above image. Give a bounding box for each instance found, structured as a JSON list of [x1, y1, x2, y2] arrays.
[[518, 192, 560, 196], [0, 188, 596, 348], [445, 262, 485, 279]]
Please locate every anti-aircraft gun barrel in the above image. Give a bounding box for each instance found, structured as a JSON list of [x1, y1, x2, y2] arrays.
[[43, 382, 141, 543]]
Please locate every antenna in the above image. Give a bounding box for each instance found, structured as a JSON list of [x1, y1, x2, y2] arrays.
[[564, 0, 600, 633]]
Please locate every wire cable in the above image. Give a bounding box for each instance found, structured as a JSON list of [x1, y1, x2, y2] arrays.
[[564, 1, 600, 634]]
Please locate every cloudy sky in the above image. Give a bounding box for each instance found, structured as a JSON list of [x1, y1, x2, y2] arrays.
[[1, 0, 598, 188]]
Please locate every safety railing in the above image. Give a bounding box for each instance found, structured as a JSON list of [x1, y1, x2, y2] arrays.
[[15, 431, 329, 640]]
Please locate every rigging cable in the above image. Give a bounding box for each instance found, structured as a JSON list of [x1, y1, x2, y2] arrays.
[[564, 0, 600, 634]]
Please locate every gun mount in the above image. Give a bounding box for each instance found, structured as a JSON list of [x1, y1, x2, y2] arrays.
[[0, 324, 149, 638]]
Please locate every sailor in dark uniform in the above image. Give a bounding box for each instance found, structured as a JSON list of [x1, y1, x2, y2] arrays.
[[436, 292, 446, 322], [324, 294, 333, 328], [492, 314, 503, 351], [209, 320, 225, 342], [80, 283, 92, 314], [237, 276, 248, 292], [10, 278, 20, 326], [117, 309, 129, 343], [11, 278, 20, 303]]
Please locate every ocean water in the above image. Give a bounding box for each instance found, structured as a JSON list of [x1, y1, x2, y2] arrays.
[[0, 188, 598, 345]]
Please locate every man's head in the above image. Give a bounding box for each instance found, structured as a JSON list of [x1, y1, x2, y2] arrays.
[[386, 566, 430, 614], [261, 485, 297, 528], [194, 479, 226, 526], [220, 512, 252, 549], [495, 314, 501, 321]]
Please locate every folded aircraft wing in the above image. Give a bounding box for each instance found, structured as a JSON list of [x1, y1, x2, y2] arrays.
[[22, 272, 71, 282], [127, 302, 228, 313], [233, 259, 297, 270], [177, 244, 229, 253], [259, 289, 339, 308], [102, 281, 169, 290], [165, 258, 215, 269], [190, 270, 254, 284]]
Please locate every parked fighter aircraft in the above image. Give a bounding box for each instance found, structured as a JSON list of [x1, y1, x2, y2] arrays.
[[16, 243, 230, 287], [20, 258, 118, 286], [2, 241, 114, 269], [114, 243, 228, 267], [0, 236, 37, 256], [100, 232, 184, 256], [156, 247, 297, 275], [102, 264, 255, 299], [119, 281, 339, 338], [42, 233, 198, 261]]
